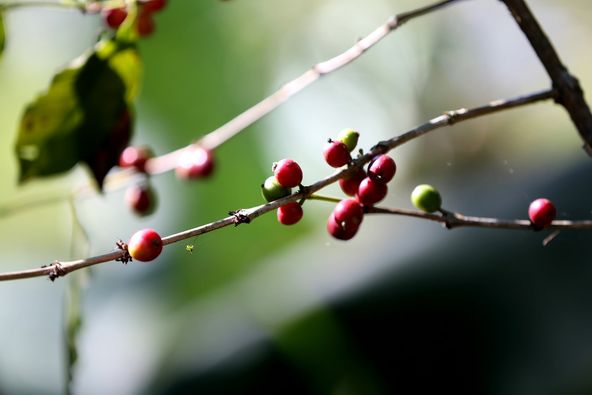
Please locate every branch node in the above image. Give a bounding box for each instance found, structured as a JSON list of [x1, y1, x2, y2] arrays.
[[439, 209, 455, 229], [115, 240, 132, 264], [370, 141, 389, 154], [386, 15, 398, 30], [229, 210, 251, 226], [47, 261, 66, 282], [444, 109, 467, 126], [298, 184, 311, 198]]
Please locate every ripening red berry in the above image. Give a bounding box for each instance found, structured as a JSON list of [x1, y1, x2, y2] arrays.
[[125, 184, 157, 216], [323, 140, 351, 168], [333, 199, 364, 229], [356, 177, 388, 206], [103, 7, 128, 29], [368, 155, 396, 184], [273, 159, 303, 188], [339, 167, 366, 196], [327, 214, 359, 240], [119, 145, 154, 173], [127, 228, 163, 262], [528, 198, 556, 228], [136, 11, 156, 37], [277, 202, 303, 225], [176, 146, 215, 180], [140, 0, 167, 13]]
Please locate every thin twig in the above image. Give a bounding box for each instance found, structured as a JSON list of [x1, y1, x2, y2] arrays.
[[0, 88, 560, 282], [501, 0, 592, 154], [366, 207, 592, 230], [145, 0, 465, 175]]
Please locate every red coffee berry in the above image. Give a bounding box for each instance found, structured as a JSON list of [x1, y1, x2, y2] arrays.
[[119, 145, 154, 173], [368, 155, 396, 184], [277, 202, 303, 225], [323, 140, 351, 168], [136, 11, 156, 37], [339, 167, 366, 197], [333, 199, 364, 229], [125, 184, 157, 216], [103, 7, 128, 29], [127, 228, 163, 262], [140, 0, 167, 13], [176, 146, 215, 180], [327, 214, 359, 241], [356, 177, 388, 206], [528, 198, 556, 228], [273, 159, 303, 188]]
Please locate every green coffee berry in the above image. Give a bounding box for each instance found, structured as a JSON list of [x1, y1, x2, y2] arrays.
[[261, 176, 291, 202], [337, 128, 360, 152], [411, 184, 442, 213]]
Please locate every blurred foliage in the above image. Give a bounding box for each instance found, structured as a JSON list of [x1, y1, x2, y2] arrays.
[[0, 11, 4, 58]]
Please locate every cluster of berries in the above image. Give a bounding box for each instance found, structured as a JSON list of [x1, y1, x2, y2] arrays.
[[118, 144, 215, 216], [100, 0, 167, 37], [261, 159, 304, 225], [324, 129, 397, 240], [123, 156, 558, 266]]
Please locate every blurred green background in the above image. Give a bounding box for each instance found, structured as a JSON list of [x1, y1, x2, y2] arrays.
[[1, 0, 592, 394]]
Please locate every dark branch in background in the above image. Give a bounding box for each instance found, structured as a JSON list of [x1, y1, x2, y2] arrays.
[[0, 88, 567, 282], [501, 0, 592, 154]]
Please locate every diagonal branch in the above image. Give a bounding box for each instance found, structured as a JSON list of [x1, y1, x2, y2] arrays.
[[501, 0, 592, 154], [0, 88, 561, 282], [145, 0, 466, 175]]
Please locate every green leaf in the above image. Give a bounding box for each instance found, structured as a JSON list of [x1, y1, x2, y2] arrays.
[[15, 68, 85, 182], [0, 12, 5, 58], [14, 41, 142, 189]]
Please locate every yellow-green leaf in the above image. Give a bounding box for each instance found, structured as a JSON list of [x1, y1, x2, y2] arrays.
[[96, 40, 143, 102]]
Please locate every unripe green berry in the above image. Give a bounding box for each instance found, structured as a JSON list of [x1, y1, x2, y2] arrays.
[[411, 184, 442, 213], [337, 128, 360, 152], [261, 176, 291, 202]]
